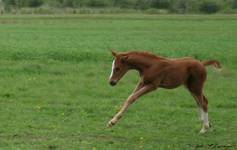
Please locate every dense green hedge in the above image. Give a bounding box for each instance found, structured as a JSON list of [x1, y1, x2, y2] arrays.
[[199, 1, 220, 14], [1, 0, 237, 14]]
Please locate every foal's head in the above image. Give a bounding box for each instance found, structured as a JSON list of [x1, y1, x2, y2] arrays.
[[109, 51, 130, 86]]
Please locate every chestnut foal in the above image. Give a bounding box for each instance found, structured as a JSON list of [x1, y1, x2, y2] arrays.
[[108, 51, 221, 133]]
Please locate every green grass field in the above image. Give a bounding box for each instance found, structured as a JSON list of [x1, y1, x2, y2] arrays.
[[0, 14, 236, 150]]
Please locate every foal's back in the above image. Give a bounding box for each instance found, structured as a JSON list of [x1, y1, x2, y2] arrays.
[[157, 57, 206, 88], [170, 57, 205, 70]]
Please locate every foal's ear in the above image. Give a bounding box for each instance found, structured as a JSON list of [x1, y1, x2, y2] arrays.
[[111, 50, 117, 57]]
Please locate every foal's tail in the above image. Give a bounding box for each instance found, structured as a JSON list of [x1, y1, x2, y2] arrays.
[[202, 60, 221, 69]]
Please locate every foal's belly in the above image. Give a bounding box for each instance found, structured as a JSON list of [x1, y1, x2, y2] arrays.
[[159, 79, 183, 89], [159, 84, 181, 89], [159, 68, 188, 89]]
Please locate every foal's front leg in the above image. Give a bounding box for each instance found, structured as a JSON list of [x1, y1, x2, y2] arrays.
[[107, 84, 155, 128], [132, 80, 143, 93]]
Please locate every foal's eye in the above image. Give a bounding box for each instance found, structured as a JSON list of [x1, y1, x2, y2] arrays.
[[115, 67, 120, 72]]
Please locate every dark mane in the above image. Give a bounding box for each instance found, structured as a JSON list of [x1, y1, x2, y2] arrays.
[[119, 51, 165, 60]]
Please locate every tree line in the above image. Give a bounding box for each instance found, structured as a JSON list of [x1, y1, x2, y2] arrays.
[[1, 0, 237, 14]]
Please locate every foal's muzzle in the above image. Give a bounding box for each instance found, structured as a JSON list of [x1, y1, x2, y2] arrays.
[[109, 81, 117, 86]]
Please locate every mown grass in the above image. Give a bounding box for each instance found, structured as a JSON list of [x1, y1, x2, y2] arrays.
[[0, 14, 236, 150]]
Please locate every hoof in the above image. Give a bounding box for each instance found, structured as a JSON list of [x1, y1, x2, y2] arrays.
[[199, 124, 210, 134], [199, 128, 208, 134], [107, 120, 116, 128]]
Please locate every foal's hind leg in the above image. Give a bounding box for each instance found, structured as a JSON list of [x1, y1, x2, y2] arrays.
[[189, 91, 210, 133], [194, 94, 210, 133], [187, 73, 210, 133], [190, 94, 204, 122]]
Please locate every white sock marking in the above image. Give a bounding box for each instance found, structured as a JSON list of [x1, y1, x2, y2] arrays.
[[200, 109, 209, 133], [203, 111, 209, 126], [199, 107, 204, 121]]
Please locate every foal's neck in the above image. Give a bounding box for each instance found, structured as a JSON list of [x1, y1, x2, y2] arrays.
[[127, 53, 165, 73]]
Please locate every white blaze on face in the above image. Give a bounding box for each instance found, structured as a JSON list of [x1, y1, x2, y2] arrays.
[[109, 60, 115, 79]]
